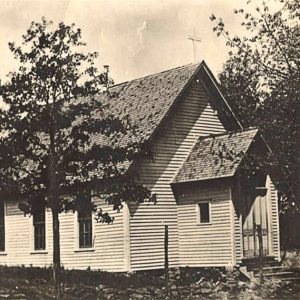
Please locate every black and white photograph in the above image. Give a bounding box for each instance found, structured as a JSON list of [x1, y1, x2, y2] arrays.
[[0, 0, 299, 299]]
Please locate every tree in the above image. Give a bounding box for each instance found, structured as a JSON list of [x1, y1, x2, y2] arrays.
[[0, 18, 155, 298], [210, 0, 300, 213]]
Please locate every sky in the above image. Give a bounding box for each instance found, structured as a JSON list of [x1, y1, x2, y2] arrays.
[[0, 0, 256, 84]]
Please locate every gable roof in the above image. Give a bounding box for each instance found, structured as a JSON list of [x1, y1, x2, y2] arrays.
[[93, 61, 242, 147], [94, 63, 200, 146], [173, 128, 259, 183]]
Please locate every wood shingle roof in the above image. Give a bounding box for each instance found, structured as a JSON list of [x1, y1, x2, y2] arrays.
[[173, 128, 259, 183], [95, 63, 201, 146]]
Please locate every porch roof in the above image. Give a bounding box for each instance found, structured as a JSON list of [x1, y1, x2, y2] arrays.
[[173, 128, 259, 183]]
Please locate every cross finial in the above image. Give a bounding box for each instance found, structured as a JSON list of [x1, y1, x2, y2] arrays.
[[188, 28, 201, 62]]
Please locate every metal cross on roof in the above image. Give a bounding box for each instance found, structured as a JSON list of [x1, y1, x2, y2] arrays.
[[188, 29, 201, 62]]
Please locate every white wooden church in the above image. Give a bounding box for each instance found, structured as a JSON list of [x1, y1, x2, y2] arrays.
[[0, 61, 280, 272]]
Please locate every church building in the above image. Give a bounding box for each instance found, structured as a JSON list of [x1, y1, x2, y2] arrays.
[[0, 61, 280, 272]]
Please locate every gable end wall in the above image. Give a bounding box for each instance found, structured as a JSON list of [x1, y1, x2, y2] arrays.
[[128, 78, 226, 271]]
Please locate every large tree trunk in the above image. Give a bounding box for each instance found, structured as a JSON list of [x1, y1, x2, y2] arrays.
[[52, 208, 61, 299]]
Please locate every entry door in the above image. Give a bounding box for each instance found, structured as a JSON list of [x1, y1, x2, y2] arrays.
[[243, 188, 269, 257]]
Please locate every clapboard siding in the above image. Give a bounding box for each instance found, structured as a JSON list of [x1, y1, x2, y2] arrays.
[[129, 79, 225, 271], [268, 176, 280, 261], [232, 178, 243, 264], [0, 203, 53, 266], [0, 198, 126, 271], [176, 185, 234, 267], [6, 201, 24, 216], [233, 207, 243, 264], [59, 197, 125, 271]]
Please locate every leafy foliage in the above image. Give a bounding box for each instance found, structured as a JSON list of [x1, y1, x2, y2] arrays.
[[0, 19, 156, 296], [211, 0, 300, 212], [0, 18, 155, 216]]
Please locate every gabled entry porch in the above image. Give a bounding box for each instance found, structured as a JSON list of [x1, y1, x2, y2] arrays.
[[238, 171, 281, 266], [242, 187, 271, 258]]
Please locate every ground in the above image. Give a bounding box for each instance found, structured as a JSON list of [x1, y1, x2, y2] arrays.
[[0, 252, 300, 299]]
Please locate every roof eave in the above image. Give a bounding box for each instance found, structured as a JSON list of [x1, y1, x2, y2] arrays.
[[173, 128, 260, 184], [200, 60, 243, 130], [171, 173, 235, 185]]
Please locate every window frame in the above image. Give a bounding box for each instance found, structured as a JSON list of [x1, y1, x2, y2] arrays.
[[78, 209, 93, 249], [32, 209, 46, 252], [196, 200, 212, 225], [74, 209, 95, 252]]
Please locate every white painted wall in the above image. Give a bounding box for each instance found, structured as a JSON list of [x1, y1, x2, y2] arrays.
[[0, 197, 126, 271], [176, 184, 234, 267], [128, 78, 225, 271]]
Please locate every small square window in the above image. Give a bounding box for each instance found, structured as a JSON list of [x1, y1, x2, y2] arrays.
[[198, 202, 211, 224]]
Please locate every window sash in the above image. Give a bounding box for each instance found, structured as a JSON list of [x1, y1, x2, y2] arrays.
[[198, 202, 210, 224], [33, 210, 46, 250], [33, 210, 45, 223], [34, 223, 46, 250], [78, 215, 93, 248]]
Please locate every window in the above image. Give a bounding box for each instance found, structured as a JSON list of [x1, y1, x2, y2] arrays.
[[33, 210, 46, 250], [78, 210, 93, 248], [197, 202, 211, 224], [0, 200, 5, 251]]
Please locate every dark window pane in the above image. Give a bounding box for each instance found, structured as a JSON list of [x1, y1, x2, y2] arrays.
[[0, 200, 5, 251], [0, 228, 4, 252], [33, 210, 45, 223], [199, 203, 210, 223], [33, 210, 46, 250], [78, 211, 92, 248]]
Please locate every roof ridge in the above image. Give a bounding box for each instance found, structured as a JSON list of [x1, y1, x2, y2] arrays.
[[109, 63, 200, 88]]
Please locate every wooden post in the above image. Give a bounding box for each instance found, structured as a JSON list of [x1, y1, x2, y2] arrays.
[[164, 225, 169, 295], [123, 203, 131, 272], [52, 209, 61, 299], [256, 224, 264, 284]]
